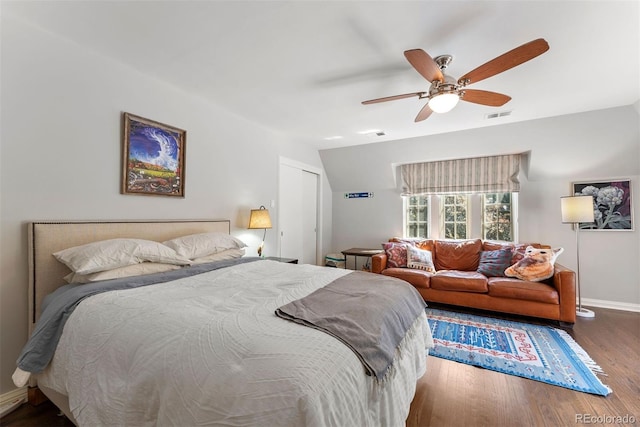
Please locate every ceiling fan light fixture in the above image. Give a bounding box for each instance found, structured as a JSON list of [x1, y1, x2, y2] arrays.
[[362, 39, 549, 122], [428, 92, 459, 113]]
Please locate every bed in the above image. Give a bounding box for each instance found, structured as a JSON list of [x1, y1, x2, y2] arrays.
[[13, 220, 433, 426]]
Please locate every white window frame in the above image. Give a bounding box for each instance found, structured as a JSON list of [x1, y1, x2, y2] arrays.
[[481, 192, 518, 242], [403, 196, 430, 238], [403, 193, 518, 242], [440, 194, 470, 240]]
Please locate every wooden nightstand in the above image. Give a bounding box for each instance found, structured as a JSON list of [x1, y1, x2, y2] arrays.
[[263, 256, 298, 264]]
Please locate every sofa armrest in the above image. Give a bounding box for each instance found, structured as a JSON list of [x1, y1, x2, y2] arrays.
[[552, 262, 577, 323], [372, 253, 387, 274]]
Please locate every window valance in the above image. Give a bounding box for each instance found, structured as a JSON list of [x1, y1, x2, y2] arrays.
[[400, 153, 521, 195]]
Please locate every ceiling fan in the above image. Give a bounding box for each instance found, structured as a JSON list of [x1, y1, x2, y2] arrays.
[[362, 38, 549, 122]]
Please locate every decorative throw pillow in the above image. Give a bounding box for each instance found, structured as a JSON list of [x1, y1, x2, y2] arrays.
[[504, 246, 564, 282], [53, 238, 192, 275], [511, 243, 542, 264], [163, 232, 247, 259], [477, 248, 513, 277], [406, 245, 435, 272], [382, 242, 409, 268]]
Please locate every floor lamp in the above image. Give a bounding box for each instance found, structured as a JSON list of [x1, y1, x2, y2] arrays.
[[560, 195, 595, 318], [248, 205, 272, 257]]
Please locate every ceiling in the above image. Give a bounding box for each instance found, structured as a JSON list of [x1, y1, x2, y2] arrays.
[[3, 1, 639, 149]]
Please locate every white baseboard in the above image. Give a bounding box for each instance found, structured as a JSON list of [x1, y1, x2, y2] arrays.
[[581, 298, 640, 313], [0, 386, 27, 418]]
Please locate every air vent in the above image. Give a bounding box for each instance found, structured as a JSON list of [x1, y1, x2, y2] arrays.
[[358, 129, 386, 138], [485, 111, 512, 119]]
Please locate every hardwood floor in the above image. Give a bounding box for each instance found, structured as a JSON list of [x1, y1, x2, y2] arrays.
[[408, 306, 640, 427], [2, 306, 638, 427], [0, 400, 72, 427]]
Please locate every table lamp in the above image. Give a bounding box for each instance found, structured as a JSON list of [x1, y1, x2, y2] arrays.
[[248, 205, 272, 257]]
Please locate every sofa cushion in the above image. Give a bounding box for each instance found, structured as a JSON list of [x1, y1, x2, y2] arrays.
[[431, 270, 488, 293], [482, 241, 512, 252], [477, 248, 513, 277], [382, 268, 432, 289], [390, 238, 435, 252], [382, 242, 408, 268], [488, 278, 559, 304], [434, 239, 482, 271], [415, 240, 435, 252], [406, 245, 436, 272]]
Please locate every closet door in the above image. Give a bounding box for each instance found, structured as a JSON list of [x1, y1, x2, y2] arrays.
[[279, 163, 302, 261], [301, 170, 318, 264], [278, 163, 318, 264]]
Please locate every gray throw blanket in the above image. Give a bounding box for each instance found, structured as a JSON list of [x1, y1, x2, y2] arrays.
[[275, 271, 426, 381]]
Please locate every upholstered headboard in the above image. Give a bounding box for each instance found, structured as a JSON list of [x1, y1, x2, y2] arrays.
[[27, 220, 230, 331]]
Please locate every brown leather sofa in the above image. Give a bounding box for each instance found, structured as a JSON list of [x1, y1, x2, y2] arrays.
[[372, 238, 576, 324]]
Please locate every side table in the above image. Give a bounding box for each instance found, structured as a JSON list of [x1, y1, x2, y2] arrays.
[[341, 248, 383, 271]]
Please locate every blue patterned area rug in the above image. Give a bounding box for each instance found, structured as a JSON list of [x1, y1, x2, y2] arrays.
[[426, 308, 612, 396]]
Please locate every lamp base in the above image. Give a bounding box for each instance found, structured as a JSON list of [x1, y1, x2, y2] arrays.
[[576, 307, 595, 318]]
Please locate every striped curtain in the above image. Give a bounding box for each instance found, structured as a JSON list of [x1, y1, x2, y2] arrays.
[[400, 154, 521, 195]]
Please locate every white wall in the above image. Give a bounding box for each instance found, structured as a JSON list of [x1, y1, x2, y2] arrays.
[[322, 107, 640, 309], [0, 16, 332, 395], [519, 177, 639, 305]]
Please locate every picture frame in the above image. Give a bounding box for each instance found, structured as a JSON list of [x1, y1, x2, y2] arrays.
[[572, 179, 633, 231], [121, 113, 186, 197]]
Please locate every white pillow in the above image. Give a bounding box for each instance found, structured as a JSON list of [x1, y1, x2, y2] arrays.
[[191, 248, 246, 264], [163, 232, 247, 259], [64, 262, 182, 284], [406, 245, 436, 272], [53, 238, 192, 275]]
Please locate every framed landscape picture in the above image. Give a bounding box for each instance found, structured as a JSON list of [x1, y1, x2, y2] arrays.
[[121, 113, 186, 197], [572, 179, 633, 230]]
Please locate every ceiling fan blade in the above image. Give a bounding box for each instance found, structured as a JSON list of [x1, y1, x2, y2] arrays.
[[458, 38, 549, 85], [461, 89, 511, 106], [404, 49, 444, 83], [362, 92, 425, 105], [414, 103, 433, 122]]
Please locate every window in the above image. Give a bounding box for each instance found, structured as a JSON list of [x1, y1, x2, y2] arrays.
[[482, 192, 514, 241], [405, 196, 429, 238], [400, 154, 519, 241], [403, 192, 517, 242], [441, 194, 468, 239]]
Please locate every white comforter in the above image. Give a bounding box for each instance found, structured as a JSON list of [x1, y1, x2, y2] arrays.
[[37, 260, 432, 426]]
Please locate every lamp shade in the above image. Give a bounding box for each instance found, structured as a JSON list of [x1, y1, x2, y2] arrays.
[[428, 92, 459, 113], [561, 195, 595, 223], [248, 206, 272, 229]]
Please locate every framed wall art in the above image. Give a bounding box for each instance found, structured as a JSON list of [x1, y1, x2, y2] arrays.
[[121, 113, 186, 197], [572, 179, 633, 230]]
